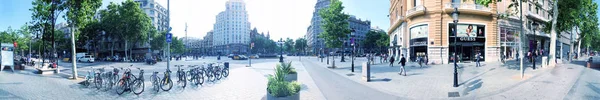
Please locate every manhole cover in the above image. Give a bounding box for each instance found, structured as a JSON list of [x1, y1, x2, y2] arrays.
[[448, 92, 460, 97]]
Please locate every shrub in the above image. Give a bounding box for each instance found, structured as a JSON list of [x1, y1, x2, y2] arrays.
[[267, 62, 301, 97], [280, 62, 296, 74]]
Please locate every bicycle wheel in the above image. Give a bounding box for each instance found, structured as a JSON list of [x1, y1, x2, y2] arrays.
[[116, 79, 127, 95], [132, 79, 145, 95], [181, 72, 187, 88], [222, 68, 229, 78], [215, 70, 222, 80], [160, 77, 173, 91], [198, 71, 205, 85], [94, 77, 103, 90], [153, 76, 160, 92]]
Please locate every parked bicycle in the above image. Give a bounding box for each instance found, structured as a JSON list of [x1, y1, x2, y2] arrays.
[[205, 63, 215, 82], [150, 71, 161, 92], [105, 66, 121, 89], [175, 65, 187, 88], [115, 65, 144, 95], [186, 65, 204, 86], [83, 67, 96, 88], [94, 67, 105, 90], [160, 67, 173, 91]]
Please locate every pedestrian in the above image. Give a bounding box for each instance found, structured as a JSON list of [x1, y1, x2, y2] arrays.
[[425, 54, 429, 65], [383, 54, 388, 63], [389, 55, 395, 67], [418, 56, 423, 67], [399, 54, 407, 76], [476, 52, 481, 67]]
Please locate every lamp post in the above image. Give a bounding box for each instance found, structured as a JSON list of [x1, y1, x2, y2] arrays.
[[532, 23, 538, 70], [278, 38, 284, 62], [451, 7, 460, 87], [351, 29, 356, 72]]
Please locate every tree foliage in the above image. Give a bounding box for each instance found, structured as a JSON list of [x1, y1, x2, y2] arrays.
[[284, 38, 295, 53], [318, 0, 350, 49], [361, 29, 388, 53], [294, 38, 308, 54]]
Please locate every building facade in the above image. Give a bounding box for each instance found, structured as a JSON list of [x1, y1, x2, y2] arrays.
[[388, 0, 499, 64], [213, 0, 251, 55], [306, 0, 371, 55], [135, 0, 169, 31]]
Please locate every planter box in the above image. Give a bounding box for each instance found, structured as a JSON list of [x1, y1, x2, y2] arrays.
[[267, 89, 300, 100], [284, 73, 297, 82]]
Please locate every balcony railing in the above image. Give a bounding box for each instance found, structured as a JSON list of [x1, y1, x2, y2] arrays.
[[444, 3, 491, 12], [406, 5, 426, 18]]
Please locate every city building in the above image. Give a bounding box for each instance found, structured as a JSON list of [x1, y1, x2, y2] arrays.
[[202, 31, 214, 55], [134, 0, 169, 31], [306, 0, 371, 55], [388, 0, 499, 64], [213, 0, 251, 55], [183, 37, 203, 56]]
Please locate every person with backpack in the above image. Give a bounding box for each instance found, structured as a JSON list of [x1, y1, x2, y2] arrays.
[[399, 54, 407, 76]]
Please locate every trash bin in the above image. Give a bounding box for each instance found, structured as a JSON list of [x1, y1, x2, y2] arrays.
[[224, 62, 229, 68]]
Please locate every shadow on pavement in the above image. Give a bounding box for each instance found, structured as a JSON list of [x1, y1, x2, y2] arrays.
[[462, 79, 483, 96], [369, 78, 392, 82]]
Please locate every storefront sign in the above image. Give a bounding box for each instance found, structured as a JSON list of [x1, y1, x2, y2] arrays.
[[412, 41, 427, 46], [459, 37, 476, 41], [410, 25, 428, 39], [454, 24, 485, 37]]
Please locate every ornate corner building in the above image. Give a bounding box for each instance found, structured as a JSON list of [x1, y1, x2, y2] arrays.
[[388, 0, 500, 64]]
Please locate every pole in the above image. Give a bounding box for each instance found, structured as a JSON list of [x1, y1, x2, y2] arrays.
[[352, 43, 355, 72], [167, 0, 170, 70], [453, 20, 458, 87]]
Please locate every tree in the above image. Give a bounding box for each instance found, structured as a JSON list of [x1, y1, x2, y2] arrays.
[[361, 29, 387, 53], [284, 38, 295, 53], [170, 36, 186, 54], [30, 0, 66, 63], [294, 38, 308, 54], [319, 0, 350, 66], [99, 0, 152, 59]]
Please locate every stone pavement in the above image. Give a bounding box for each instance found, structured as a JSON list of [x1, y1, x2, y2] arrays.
[[304, 56, 556, 99], [0, 64, 266, 100]]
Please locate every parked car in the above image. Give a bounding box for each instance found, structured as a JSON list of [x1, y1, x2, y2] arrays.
[[249, 55, 260, 59], [228, 54, 235, 58], [232, 55, 248, 60], [78, 55, 95, 63]]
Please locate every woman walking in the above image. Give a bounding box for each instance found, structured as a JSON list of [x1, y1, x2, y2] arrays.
[[389, 55, 395, 67]]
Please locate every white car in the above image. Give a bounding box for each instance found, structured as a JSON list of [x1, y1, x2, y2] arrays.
[[79, 55, 95, 63]]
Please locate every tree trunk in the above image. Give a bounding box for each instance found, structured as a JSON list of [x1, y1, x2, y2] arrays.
[[125, 40, 128, 62], [548, 0, 558, 67]]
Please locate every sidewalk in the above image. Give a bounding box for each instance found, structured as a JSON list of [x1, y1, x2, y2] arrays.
[[304, 56, 555, 99]]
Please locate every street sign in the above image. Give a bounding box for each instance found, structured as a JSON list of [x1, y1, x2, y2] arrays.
[[166, 33, 172, 43]]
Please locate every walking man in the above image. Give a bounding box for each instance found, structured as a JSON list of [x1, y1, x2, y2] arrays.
[[389, 55, 395, 67], [476, 52, 482, 67], [399, 54, 407, 76]]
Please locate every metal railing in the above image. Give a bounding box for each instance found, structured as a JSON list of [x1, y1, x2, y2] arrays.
[[407, 5, 426, 16], [444, 3, 491, 12]]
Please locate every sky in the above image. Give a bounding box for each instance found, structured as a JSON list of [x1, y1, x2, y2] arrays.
[[0, 0, 390, 41]]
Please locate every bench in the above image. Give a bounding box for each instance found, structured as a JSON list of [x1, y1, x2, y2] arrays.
[[36, 68, 58, 75]]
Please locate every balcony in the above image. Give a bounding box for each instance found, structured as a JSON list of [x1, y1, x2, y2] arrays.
[[406, 5, 426, 19], [387, 16, 405, 34], [444, 3, 493, 16], [526, 11, 551, 22]]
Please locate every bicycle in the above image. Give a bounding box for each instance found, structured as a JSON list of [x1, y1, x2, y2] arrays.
[[105, 66, 121, 89], [175, 65, 187, 88], [160, 67, 173, 91], [212, 63, 222, 80], [187, 65, 204, 86], [205, 63, 215, 82], [94, 67, 104, 90], [221, 63, 229, 78], [116, 65, 143, 95], [83, 67, 95, 88], [132, 67, 145, 95], [150, 71, 161, 92]]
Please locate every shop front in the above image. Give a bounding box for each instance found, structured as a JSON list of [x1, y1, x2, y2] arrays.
[[449, 23, 486, 62], [409, 24, 428, 61]]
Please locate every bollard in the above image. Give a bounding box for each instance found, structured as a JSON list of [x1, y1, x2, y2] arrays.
[[362, 62, 370, 82]]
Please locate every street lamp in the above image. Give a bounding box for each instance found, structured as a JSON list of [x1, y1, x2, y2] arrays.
[[351, 29, 356, 72], [278, 38, 284, 62], [451, 7, 460, 87], [532, 23, 538, 70]]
